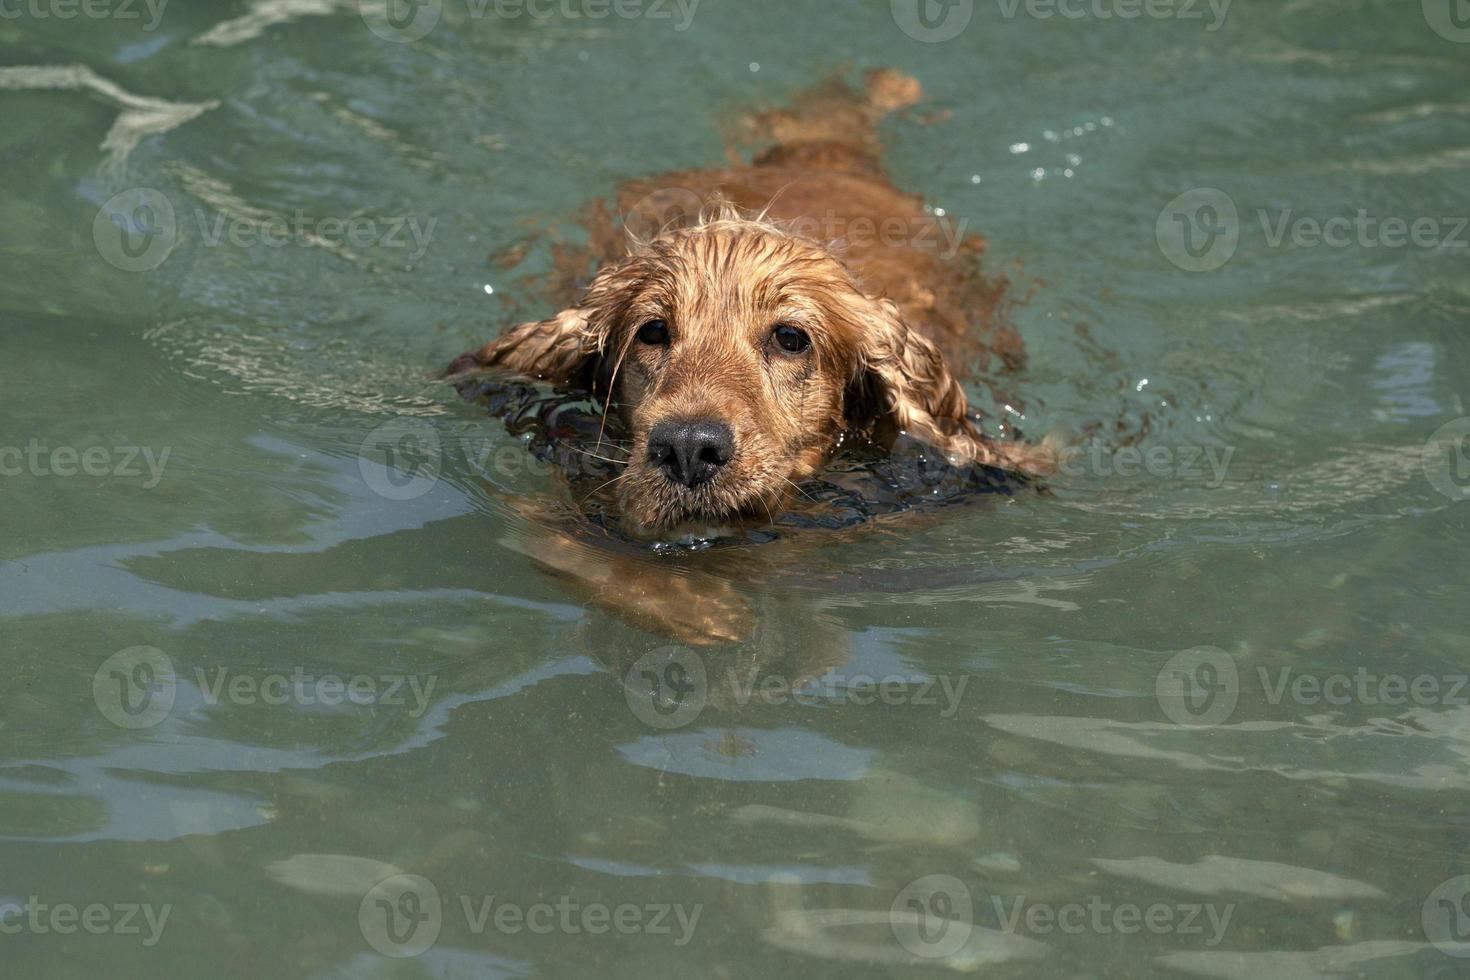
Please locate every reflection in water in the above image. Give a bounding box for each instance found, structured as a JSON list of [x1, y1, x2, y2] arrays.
[[192, 0, 343, 47], [0, 65, 218, 174], [4, 0, 1470, 975]]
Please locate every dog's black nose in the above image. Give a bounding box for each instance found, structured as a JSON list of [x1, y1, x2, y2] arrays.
[[647, 420, 734, 488]]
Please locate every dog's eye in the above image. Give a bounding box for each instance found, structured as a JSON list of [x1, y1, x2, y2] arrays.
[[772, 323, 811, 354], [636, 319, 669, 345]]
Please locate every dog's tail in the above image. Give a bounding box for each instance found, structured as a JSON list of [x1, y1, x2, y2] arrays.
[[735, 68, 923, 172]]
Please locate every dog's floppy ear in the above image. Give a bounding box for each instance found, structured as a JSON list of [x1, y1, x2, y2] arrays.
[[852, 296, 1055, 475], [444, 260, 635, 389]]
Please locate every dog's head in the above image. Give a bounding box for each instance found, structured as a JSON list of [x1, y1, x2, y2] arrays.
[[462, 208, 1044, 535]]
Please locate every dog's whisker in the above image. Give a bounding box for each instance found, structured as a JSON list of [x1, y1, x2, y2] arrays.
[[563, 445, 629, 465], [755, 490, 778, 529], [581, 471, 630, 504], [780, 476, 816, 502], [595, 337, 636, 454]]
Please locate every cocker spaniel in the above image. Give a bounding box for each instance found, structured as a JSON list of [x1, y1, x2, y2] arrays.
[[447, 69, 1052, 541], [445, 69, 1054, 644]]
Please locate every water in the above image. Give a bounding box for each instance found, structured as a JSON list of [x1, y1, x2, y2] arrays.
[[3, 0, 1469, 976]]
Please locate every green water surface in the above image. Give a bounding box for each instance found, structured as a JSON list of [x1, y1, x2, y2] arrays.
[[3, 0, 1470, 976]]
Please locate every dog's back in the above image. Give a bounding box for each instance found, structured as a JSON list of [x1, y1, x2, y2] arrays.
[[598, 70, 1024, 376]]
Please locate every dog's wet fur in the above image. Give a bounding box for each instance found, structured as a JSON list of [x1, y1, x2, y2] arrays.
[[445, 69, 1052, 643]]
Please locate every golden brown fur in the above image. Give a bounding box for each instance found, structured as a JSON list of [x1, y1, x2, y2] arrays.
[[448, 70, 1053, 538]]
